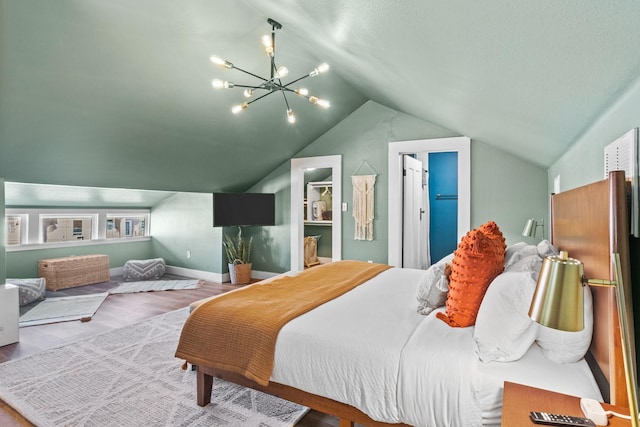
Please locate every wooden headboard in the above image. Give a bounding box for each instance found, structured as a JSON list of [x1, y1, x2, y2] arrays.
[[550, 170, 634, 407]]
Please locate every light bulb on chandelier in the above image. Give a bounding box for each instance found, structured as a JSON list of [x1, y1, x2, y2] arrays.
[[287, 109, 296, 124], [261, 35, 274, 57], [212, 79, 233, 89], [275, 66, 289, 79], [210, 56, 233, 69], [309, 96, 330, 109], [209, 18, 331, 124], [231, 103, 249, 114], [309, 63, 330, 77]]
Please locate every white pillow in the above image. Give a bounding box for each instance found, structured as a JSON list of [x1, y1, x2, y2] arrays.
[[505, 254, 542, 273], [536, 285, 593, 363], [474, 271, 538, 362], [504, 240, 558, 273], [416, 253, 454, 315], [504, 242, 533, 268], [537, 239, 559, 259], [504, 242, 536, 269]]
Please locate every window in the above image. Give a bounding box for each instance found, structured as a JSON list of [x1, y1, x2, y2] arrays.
[[5, 208, 150, 251], [41, 215, 94, 243], [106, 214, 147, 239]]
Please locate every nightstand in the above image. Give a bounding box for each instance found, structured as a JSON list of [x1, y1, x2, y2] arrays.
[[502, 381, 630, 426], [0, 284, 19, 347]]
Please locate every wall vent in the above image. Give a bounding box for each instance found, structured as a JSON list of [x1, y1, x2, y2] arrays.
[[604, 128, 639, 237]]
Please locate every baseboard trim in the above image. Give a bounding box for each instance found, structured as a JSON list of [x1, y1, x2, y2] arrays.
[[110, 266, 124, 276], [165, 266, 225, 283], [251, 270, 281, 280], [110, 265, 281, 284]]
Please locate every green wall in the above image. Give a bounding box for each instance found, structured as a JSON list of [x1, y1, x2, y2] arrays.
[[471, 142, 549, 243], [248, 101, 548, 272], [150, 192, 222, 273], [5, 240, 153, 278], [3, 100, 548, 278], [548, 76, 640, 384], [0, 178, 5, 284], [245, 162, 294, 273], [4, 191, 223, 278], [549, 76, 640, 192]]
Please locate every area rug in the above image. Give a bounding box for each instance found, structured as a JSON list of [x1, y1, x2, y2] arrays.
[[0, 308, 309, 427], [109, 279, 203, 294], [19, 293, 109, 327]]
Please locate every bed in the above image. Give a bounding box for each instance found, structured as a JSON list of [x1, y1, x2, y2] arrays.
[[176, 170, 633, 426]]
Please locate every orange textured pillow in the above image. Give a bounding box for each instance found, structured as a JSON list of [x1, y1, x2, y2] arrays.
[[436, 221, 506, 327]]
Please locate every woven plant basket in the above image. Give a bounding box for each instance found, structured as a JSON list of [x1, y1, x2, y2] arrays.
[[228, 262, 251, 285]]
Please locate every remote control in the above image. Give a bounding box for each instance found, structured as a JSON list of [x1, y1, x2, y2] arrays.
[[529, 411, 596, 427]]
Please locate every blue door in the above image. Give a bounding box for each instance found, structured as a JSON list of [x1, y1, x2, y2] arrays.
[[428, 152, 458, 263]]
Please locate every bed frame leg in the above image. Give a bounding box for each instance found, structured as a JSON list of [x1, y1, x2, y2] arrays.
[[339, 419, 354, 427], [196, 369, 213, 407]]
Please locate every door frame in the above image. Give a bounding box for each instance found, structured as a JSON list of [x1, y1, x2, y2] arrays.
[[290, 155, 342, 272], [388, 137, 470, 267]]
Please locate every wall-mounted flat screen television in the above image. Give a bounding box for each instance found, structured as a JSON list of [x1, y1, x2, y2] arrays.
[[213, 192, 275, 227]]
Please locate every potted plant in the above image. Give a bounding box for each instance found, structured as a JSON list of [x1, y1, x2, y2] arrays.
[[223, 227, 253, 285]]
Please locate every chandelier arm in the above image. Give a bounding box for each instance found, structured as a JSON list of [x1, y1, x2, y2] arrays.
[[280, 89, 291, 110], [270, 55, 276, 80], [283, 74, 312, 88], [281, 86, 312, 101], [280, 86, 306, 97], [229, 65, 270, 83], [246, 89, 278, 105], [270, 22, 278, 78], [232, 84, 265, 89], [271, 57, 285, 82]]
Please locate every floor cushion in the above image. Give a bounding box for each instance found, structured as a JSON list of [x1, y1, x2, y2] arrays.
[[122, 258, 166, 282], [7, 278, 46, 306]]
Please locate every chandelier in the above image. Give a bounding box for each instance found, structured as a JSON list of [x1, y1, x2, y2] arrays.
[[209, 18, 330, 124]]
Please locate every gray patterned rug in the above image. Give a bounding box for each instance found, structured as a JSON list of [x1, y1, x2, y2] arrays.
[[109, 279, 203, 294], [0, 308, 308, 426], [19, 293, 109, 327]]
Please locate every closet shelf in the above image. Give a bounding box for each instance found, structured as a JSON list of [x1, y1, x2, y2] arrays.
[[304, 220, 332, 226]]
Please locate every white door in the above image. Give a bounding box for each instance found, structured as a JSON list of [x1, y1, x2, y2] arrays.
[[403, 155, 424, 268]]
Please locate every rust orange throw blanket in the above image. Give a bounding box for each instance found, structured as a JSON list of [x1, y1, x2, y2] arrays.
[[175, 260, 391, 386]]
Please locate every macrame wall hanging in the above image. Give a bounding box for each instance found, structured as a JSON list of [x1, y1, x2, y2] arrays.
[[352, 161, 378, 241]]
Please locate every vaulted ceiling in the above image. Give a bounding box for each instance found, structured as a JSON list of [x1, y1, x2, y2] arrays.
[[2, 1, 640, 201]]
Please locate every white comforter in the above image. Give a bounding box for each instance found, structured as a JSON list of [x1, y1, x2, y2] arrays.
[[270, 266, 601, 427], [271, 267, 482, 426]]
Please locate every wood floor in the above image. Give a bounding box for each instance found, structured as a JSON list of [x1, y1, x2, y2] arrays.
[[0, 278, 355, 427]]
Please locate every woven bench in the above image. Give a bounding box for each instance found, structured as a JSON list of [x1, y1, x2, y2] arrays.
[[38, 254, 110, 291]]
